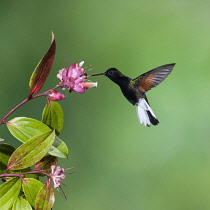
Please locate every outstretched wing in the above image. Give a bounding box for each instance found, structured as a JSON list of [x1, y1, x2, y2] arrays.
[[133, 63, 175, 93]]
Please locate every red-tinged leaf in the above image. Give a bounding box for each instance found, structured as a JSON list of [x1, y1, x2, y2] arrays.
[[42, 101, 64, 136], [12, 197, 32, 210], [22, 178, 43, 208], [7, 131, 55, 171], [0, 178, 21, 210], [29, 32, 56, 95], [6, 117, 51, 143], [35, 181, 55, 210], [34, 155, 58, 176]]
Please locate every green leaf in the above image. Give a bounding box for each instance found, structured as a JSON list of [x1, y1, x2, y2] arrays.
[[34, 155, 58, 176], [12, 197, 32, 210], [6, 117, 51, 143], [48, 136, 68, 158], [0, 163, 7, 176], [0, 178, 21, 210], [7, 131, 55, 171], [42, 100, 64, 135], [22, 178, 43, 208], [7, 117, 68, 158], [0, 144, 16, 165], [29, 32, 56, 95], [35, 181, 55, 210], [0, 144, 16, 174]]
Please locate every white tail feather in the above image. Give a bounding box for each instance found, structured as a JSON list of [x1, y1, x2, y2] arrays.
[[136, 98, 158, 126]]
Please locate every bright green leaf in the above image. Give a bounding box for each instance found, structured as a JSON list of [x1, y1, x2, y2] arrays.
[[6, 117, 68, 158], [12, 197, 32, 210], [7, 117, 68, 158], [0, 178, 21, 210], [6, 117, 51, 143], [22, 178, 43, 208], [29, 32, 56, 95], [7, 131, 55, 171], [35, 181, 55, 210], [34, 155, 58, 176], [42, 100, 64, 135], [48, 136, 68, 158]]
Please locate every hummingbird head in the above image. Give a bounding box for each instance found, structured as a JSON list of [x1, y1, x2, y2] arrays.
[[91, 68, 126, 84], [104, 68, 125, 81]]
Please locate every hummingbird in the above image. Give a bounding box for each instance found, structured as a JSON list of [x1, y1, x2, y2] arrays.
[[92, 63, 175, 126]]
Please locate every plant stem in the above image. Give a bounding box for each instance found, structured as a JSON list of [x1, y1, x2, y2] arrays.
[[1, 98, 29, 122], [0, 84, 61, 123], [0, 170, 49, 178]]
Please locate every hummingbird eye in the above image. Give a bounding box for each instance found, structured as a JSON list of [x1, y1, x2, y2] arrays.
[[108, 70, 113, 75]]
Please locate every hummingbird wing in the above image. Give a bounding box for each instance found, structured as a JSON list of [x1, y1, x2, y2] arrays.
[[133, 63, 175, 93]]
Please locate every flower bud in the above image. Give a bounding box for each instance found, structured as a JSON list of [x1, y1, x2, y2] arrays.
[[48, 91, 66, 101]]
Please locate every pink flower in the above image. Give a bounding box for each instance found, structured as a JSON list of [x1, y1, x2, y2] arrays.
[[48, 90, 66, 101], [50, 165, 65, 189], [57, 61, 97, 93]]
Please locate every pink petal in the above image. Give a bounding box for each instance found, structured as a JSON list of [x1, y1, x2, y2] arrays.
[[72, 83, 86, 93], [62, 68, 69, 83], [51, 165, 56, 173], [71, 67, 84, 79], [53, 178, 61, 189], [68, 63, 84, 79], [57, 69, 65, 81], [75, 75, 86, 83], [68, 63, 77, 78], [60, 174, 65, 179]]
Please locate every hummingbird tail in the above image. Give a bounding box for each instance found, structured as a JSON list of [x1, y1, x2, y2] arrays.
[[136, 98, 159, 126]]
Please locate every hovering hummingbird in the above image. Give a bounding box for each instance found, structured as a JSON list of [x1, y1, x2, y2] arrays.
[[92, 63, 175, 126]]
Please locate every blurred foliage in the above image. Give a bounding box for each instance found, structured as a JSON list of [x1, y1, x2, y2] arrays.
[[1, 0, 210, 209]]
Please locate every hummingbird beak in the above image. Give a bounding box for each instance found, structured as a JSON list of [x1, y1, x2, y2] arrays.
[[89, 73, 105, 76]]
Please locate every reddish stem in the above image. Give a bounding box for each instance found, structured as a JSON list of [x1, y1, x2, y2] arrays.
[[0, 85, 61, 123], [1, 98, 30, 121], [0, 170, 50, 179]]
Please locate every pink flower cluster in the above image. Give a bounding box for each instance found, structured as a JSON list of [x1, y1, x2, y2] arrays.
[[57, 61, 97, 93], [50, 165, 65, 189]]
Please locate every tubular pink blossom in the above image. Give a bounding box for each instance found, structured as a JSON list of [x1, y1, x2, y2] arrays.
[[80, 82, 98, 89], [57, 61, 97, 93]]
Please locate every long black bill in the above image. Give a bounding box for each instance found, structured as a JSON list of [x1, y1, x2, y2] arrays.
[[90, 73, 105, 76]]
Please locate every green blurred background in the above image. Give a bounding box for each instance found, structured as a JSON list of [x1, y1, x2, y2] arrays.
[[1, 0, 210, 209]]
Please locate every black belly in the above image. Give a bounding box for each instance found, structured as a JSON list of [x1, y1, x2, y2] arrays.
[[120, 87, 139, 105]]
